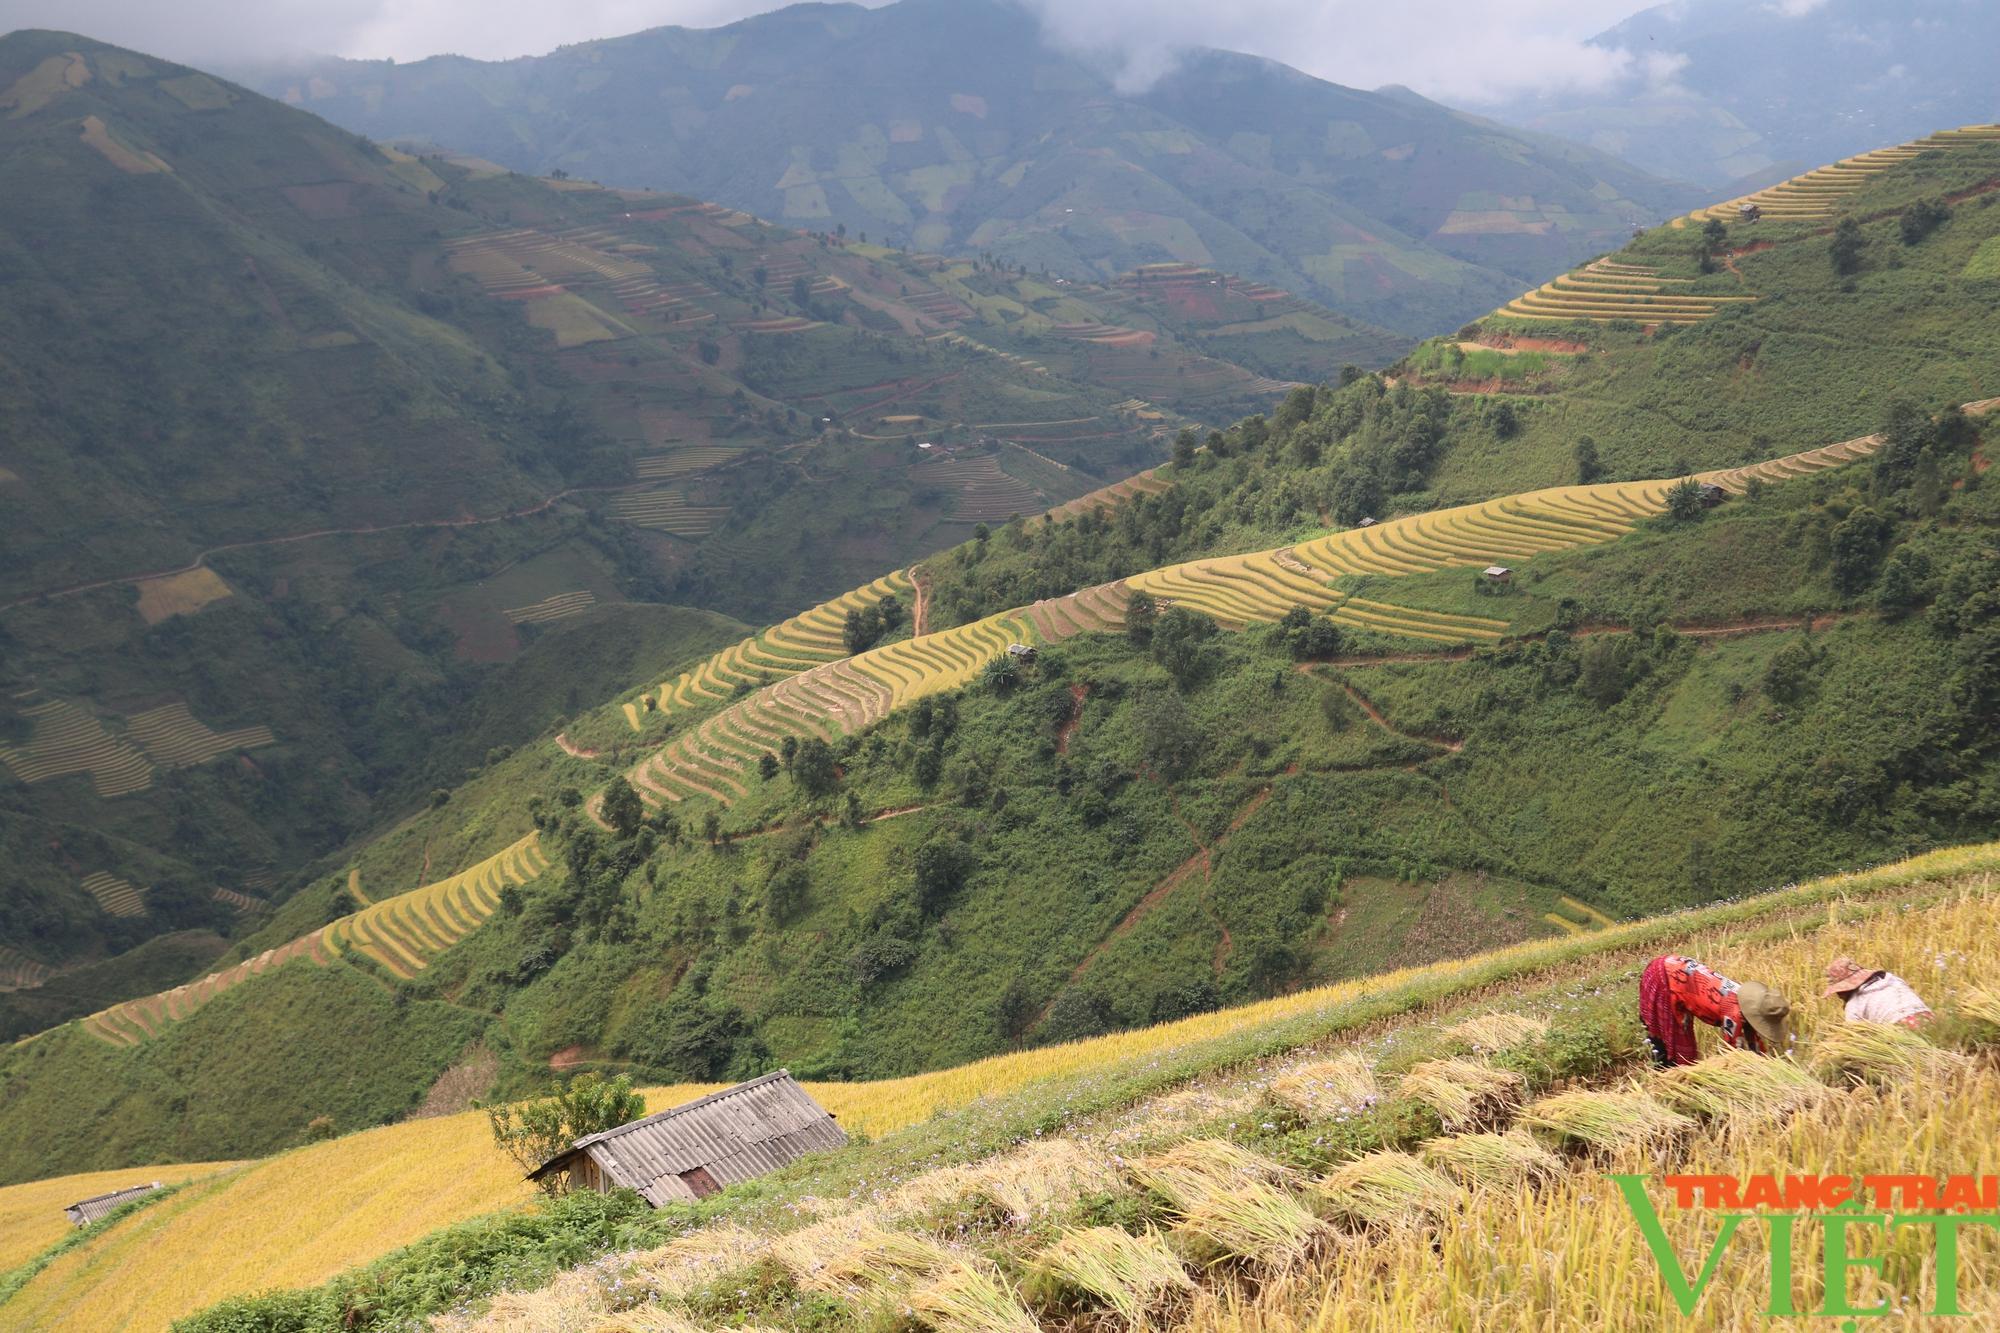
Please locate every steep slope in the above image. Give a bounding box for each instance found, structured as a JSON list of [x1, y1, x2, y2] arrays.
[[235, 0, 1693, 334], [7, 841, 1998, 1330], [1485, 0, 2000, 189], [5, 128, 1998, 1190], [0, 31, 1341, 1025]]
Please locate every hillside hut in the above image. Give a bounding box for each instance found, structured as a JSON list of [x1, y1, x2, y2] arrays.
[[528, 1070, 845, 1205], [1358, 516, 1378, 528], [1698, 482, 1727, 508], [1005, 642, 1037, 662], [1738, 202, 1761, 222], [1483, 565, 1513, 584], [64, 1182, 160, 1227]]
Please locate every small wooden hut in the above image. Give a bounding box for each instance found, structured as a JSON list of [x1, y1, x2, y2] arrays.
[[64, 1182, 160, 1227], [528, 1070, 845, 1205]]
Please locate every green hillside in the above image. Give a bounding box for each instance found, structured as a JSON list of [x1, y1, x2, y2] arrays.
[[0, 31, 1358, 1030], [235, 0, 1695, 335], [3, 127, 1996, 1185]]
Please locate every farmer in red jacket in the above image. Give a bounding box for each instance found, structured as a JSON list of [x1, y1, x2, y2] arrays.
[[1640, 954, 1792, 1066]]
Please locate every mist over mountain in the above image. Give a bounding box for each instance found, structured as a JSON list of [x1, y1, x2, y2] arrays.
[[1481, 0, 2000, 188], [233, 0, 1696, 336]]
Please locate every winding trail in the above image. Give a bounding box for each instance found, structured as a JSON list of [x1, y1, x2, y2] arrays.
[[909, 565, 932, 637]]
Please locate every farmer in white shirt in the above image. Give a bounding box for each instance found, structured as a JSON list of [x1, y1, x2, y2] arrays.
[[1823, 956, 1933, 1028]]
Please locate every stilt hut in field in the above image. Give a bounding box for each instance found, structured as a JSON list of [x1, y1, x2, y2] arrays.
[[528, 1070, 845, 1204]]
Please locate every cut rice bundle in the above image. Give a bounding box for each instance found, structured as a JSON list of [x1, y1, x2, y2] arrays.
[[1034, 1226, 1194, 1323], [1172, 1180, 1325, 1267], [889, 1138, 1118, 1224], [1518, 1087, 1694, 1152], [908, 1261, 1039, 1333], [1315, 1150, 1462, 1229], [1134, 1139, 1300, 1203], [1807, 1021, 1969, 1086], [1955, 987, 2000, 1029], [1443, 1012, 1550, 1053], [628, 1223, 766, 1300], [1647, 1049, 1829, 1120], [1398, 1058, 1527, 1129], [769, 1213, 950, 1293], [1267, 1053, 1380, 1121], [1420, 1130, 1564, 1189]]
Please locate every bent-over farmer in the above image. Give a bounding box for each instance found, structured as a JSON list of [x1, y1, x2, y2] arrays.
[[1640, 954, 1792, 1066]]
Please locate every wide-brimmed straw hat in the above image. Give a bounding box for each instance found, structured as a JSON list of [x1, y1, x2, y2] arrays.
[[1823, 956, 1875, 998], [1735, 981, 1791, 1048]]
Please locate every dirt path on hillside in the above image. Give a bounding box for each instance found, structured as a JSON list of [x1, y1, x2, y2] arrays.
[[1056, 683, 1088, 753], [554, 733, 602, 760], [909, 565, 932, 637], [720, 801, 941, 844], [1332, 679, 1464, 753]]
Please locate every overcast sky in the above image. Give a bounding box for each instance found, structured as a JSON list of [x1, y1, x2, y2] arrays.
[[1, 0, 1694, 103]]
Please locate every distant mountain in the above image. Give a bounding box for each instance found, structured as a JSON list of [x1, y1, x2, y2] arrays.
[[0, 28, 1350, 1026], [233, 0, 1695, 335], [1483, 0, 2000, 188]]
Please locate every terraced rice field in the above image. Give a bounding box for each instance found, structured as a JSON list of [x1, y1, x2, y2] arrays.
[[621, 571, 914, 731], [80, 872, 147, 918], [211, 888, 268, 914], [78, 833, 550, 1046], [1040, 467, 1171, 524], [0, 945, 55, 992], [501, 591, 596, 625], [125, 703, 275, 769], [0, 699, 153, 798], [1496, 259, 1753, 327], [622, 420, 1901, 804], [914, 453, 1045, 523], [322, 833, 550, 980], [606, 489, 730, 536], [1678, 124, 2000, 227], [634, 446, 742, 479]]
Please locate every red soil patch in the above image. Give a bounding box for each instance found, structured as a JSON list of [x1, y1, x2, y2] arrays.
[[548, 1045, 589, 1070], [554, 733, 601, 759], [1056, 683, 1088, 754]]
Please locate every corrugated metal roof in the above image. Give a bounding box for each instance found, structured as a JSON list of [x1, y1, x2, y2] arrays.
[[64, 1181, 160, 1226], [533, 1070, 846, 1206]]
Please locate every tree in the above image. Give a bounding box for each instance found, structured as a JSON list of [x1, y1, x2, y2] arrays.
[[876, 594, 904, 632], [981, 653, 1020, 692], [1135, 687, 1198, 778], [486, 1073, 645, 1193], [1828, 507, 1891, 594], [1038, 988, 1115, 1044], [791, 737, 840, 799], [912, 835, 970, 915], [1763, 638, 1818, 704], [843, 606, 884, 654], [765, 862, 810, 923], [1577, 636, 1642, 706], [1124, 591, 1158, 646], [1899, 198, 1948, 246], [758, 752, 780, 781], [1664, 478, 1706, 523], [702, 810, 722, 846], [1574, 436, 1603, 484], [1701, 218, 1728, 249], [1172, 429, 1198, 468], [1829, 218, 1864, 276], [1150, 605, 1218, 689], [1876, 552, 1925, 618], [1489, 400, 1520, 439], [599, 776, 643, 838]]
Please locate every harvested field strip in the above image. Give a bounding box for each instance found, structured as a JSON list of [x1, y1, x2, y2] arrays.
[[80, 872, 147, 918], [501, 591, 596, 625], [0, 946, 55, 992], [0, 699, 154, 798], [605, 490, 729, 536]]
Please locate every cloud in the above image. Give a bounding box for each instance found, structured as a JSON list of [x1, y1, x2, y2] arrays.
[[0, 0, 1660, 103], [1768, 0, 1829, 16]]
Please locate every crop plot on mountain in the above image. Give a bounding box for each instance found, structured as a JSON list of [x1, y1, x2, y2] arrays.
[[606, 488, 730, 535], [1496, 259, 1752, 327], [1678, 125, 2000, 226], [0, 699, 152, 798], [80, 872, 146, 918], [501, 590, 596, 625], [909, 451, 1044, 523], [125, 702, 275, 769], [133, 567, 234, 624]]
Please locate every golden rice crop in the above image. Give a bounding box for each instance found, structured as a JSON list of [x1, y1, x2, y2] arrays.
[[1171, 1182, 1325, 1268], [887, 1138, 1117, 1224], [1806, 1020, 1969, 1086], [1517, 1087, 1694, 1152], [1955, 986, 2000, 1028], [1135, 1139, 1299, 1202], [1396, 1058, 1525, 1129], [1441, 1011, 1549, 1052], [1033, 1226, 1194, 1323], [1265, 1054, 1379, 1121], [1418, 1130, 1563, 1189], [627, 1223, 766, 1300], [907, 1260, 1040, 1333], [1314, 1150, 1461, 1229], [768, 1214, 949, 1294], [1645, 1048, 1829, 1120]]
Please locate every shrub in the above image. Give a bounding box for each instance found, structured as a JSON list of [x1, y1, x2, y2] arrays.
[[484, 1073, 645, 1188]]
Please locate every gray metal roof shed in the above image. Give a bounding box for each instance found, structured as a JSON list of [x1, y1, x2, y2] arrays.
[[64, 1181, 160, 1226], [528, 1070, 845, 1206]]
